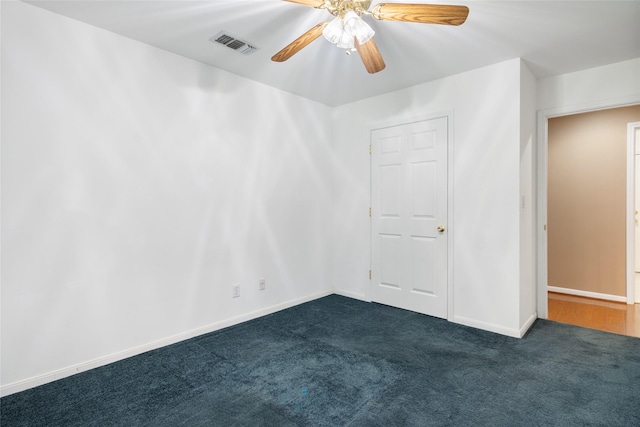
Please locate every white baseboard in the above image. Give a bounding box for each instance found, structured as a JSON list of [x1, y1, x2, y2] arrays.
[[548, 286, 627, 303], [0, 289, 333, 397], [453, 315, 524, 339], [333, 289, 369, 302], [1, 290, 544, 396], [519, 312, 538, 337]]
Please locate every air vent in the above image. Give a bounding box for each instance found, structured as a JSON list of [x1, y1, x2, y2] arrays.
[[210, 31, 258, 55]]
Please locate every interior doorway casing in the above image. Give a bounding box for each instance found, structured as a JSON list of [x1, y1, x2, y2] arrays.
[[628, 121, 640, 304], [537, 96, 640, 318]]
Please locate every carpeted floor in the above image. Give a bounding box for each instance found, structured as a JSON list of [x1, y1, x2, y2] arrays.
[[2, 295, 640, 426]]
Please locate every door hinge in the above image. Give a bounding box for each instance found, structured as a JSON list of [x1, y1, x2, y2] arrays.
[[369, 207, 372, 217], [369, 270, 372, 280], [369, 144, 372, 154]]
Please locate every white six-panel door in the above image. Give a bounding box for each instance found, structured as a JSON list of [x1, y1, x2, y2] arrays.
[[370, 117, 448, 318]]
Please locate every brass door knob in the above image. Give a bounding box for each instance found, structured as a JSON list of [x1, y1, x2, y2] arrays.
[[437, 225, 446, 233]]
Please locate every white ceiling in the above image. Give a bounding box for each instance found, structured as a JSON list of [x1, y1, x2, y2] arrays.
[[24, 0, 640, 106]]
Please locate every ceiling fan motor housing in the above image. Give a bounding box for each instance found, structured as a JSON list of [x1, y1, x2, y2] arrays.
[[324, 0, 372, 17]]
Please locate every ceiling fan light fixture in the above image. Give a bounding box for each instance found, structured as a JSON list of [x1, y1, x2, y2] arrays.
[[336, 30, 355, 49], [342, 11, 360, 35], [355, 20, 374, 44], [322, 16, 343, 44], [323, 9, 373, 49], [343, 11, 374, 45]]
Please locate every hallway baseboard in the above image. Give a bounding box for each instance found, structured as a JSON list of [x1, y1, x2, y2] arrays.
[[548, 285, 627, 303]]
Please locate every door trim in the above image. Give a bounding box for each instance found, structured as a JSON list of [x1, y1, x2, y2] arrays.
[[627, 121, 640, 303], [536, 96, 640, 318], [368, 110, 455, 321]]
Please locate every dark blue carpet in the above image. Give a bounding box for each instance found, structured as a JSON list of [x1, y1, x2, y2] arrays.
[[2, 295, 640, 426]]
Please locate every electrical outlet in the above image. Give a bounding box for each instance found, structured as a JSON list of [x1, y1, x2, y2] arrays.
[[259, 278, 266, 291], [232, 284, 240, 298]]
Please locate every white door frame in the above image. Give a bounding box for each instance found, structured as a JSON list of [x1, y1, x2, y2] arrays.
[[369, 110, 455, 321], [537, 97, 640, 318], [628, 121, 640, 303]]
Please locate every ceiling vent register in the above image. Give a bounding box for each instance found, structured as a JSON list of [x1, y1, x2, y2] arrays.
[[210, 31, 258, 55]]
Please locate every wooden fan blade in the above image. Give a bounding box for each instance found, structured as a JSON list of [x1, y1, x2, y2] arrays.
[[283, 0, 326, 8], [355, 38, 386, 74], [272, 22, 328, 62], [371, 3, 469, 25]]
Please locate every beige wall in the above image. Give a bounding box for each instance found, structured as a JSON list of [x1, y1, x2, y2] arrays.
[[548, 105, 640, 297]]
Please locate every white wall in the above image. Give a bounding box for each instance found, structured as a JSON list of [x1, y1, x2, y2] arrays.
[[331, 58, 532, 337], [1, 1, 334, 394], [519, 62, 537, 329], [538, 58, 640, 112]]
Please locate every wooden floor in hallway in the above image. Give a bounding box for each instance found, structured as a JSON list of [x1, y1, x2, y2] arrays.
[[548, 292, 640, 338]]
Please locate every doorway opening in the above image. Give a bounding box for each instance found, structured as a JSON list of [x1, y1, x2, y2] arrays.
[[540, 105, 640, 337]]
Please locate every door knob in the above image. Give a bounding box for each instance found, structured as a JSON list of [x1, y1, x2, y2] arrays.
[[437, 225, 446, 233]]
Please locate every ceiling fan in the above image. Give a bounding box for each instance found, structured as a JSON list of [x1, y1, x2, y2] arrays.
[[272, 1, 469, 74]]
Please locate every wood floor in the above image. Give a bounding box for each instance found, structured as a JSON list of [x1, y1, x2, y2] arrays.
[[548, 292, 640, 338]]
